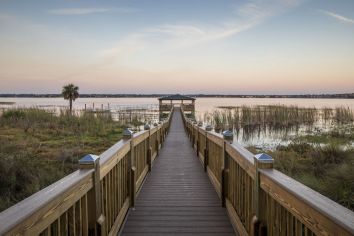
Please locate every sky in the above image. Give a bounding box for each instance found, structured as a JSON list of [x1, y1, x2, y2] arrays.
[[0, 0, 353, 94]]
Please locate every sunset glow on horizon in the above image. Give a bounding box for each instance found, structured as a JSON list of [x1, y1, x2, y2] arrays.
[[0, 0, 353, 94]]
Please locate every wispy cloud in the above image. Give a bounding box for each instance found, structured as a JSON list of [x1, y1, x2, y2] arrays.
[[100, 0, 303, 61], [47, 7, 139, 15], [146, 24, 206, 37], [319, 9, 354, 25]]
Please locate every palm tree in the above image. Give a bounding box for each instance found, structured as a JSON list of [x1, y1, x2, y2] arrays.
[[62, 83, 79, 112]]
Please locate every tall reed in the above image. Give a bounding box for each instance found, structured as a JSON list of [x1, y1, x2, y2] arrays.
[[204, 105, 353, 134]]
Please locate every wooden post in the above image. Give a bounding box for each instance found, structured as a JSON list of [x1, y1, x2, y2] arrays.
[[221, 130, 233, 207], [196, 127, 199, 157], [160, 127, 164, 148], [147, 130, 152, 172], [221, 142, 227, 207], [129, 140, 136, 208], [191, 125, 195, 147], [155, 138, 159, 156], [79, 154, 106, 236], [204, 132, 209, 172], [205, 125, 212, 172], [252, 153, 274, 236], [130, 166, 136, 208], [123, 129, 135, 208], [147, 147, 152, 172]]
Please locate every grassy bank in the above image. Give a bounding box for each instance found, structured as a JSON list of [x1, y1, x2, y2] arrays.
[[249, 139, 354, 211], [0, 108, 123, 211]]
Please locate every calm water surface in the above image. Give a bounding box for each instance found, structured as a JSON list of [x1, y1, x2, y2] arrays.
[[1, 97, 354, 111], [1, 97, 353, 149]]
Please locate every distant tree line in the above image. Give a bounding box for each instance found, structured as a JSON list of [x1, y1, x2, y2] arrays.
[[0, 93, 353, 99]]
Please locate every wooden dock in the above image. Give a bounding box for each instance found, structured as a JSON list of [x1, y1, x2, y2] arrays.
[[121, 108, 235, 235]]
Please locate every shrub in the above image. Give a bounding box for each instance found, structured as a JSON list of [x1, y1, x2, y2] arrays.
[[0, 108, 123, 211]]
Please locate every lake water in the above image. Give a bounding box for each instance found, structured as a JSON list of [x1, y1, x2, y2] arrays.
[[1, 97, 354, 111], [1, 97, 353, 149]]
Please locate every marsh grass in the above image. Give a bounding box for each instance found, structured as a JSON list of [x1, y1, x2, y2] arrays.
[[0, 108, 124, 211], [334, 106, 354, 124], [249, 141, 354, 210], [206, 105, 354, 134]]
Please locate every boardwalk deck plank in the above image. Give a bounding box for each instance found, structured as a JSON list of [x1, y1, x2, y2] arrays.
[[121, 108, 235, 235]]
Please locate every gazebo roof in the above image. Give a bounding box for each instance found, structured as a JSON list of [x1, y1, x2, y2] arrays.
[[158, 94, 196, 101]]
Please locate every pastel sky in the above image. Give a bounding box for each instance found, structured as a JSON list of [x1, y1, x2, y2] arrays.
[[0, 0, 353, 94]]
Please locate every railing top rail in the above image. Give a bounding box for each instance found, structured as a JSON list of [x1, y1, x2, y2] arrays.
[[226, 142, 254, 165], [206, 131, 224, 147], [131, 130, 150, 146], [150, 126, 158, 134], [225, 142, 256, 179], [99, 139, 131, 179], [260, 168, 354, 234], [0, 168, 93, 235], [100, 139, 130, 166]]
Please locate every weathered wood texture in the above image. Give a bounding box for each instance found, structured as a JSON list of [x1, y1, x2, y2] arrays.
[[121, 108, 235, 236]]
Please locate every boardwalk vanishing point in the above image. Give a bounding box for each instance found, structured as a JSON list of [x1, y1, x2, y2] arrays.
[[121, 108, 234, 235]]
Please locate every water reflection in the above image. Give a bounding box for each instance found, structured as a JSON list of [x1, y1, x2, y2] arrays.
[[200, 105, 354, 150]]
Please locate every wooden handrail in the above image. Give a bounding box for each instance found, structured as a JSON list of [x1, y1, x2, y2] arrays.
[[180, 107, 354, 236], [0, 108, 174, 236], [260, 169, 354, 235], [0, 169, 94, 235]]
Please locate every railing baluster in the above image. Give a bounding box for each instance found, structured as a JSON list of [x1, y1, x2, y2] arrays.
[[81, 195, 88, 236], [204, 131, 209, 172]]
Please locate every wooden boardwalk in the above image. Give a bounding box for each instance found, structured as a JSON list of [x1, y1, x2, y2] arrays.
[[2, 105, 353, 236], [121, 108, 235, 236]]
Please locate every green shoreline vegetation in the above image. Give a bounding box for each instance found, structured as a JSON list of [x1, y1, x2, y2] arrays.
[[249, 139, 354, 211], [0, 108, 123, 211], [200, 105, 354, 210]]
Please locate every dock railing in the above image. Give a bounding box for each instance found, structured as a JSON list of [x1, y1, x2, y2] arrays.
[[0, 108, 173, 236], [181, 107, 354, 236]]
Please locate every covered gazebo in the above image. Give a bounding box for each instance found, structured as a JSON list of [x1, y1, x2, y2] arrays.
[[158, 94, 196, 119]]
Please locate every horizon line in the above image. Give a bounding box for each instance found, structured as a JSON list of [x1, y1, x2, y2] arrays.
[[0, 92, 353, 97]]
